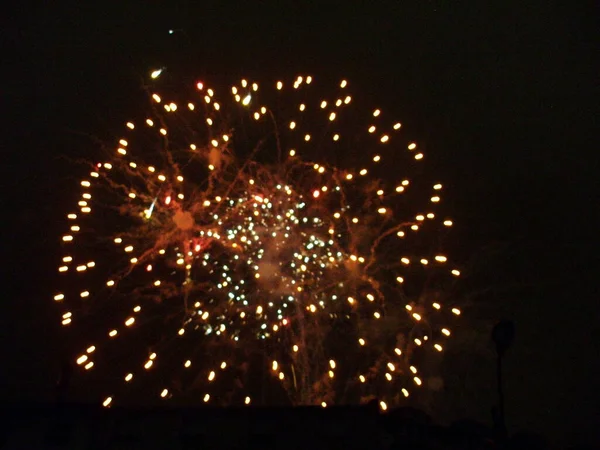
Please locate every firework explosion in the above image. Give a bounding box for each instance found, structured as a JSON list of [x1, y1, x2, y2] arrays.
[[55, 73, 461, 410]]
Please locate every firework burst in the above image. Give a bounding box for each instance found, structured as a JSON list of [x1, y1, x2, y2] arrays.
[[55, 74, 461, 410]]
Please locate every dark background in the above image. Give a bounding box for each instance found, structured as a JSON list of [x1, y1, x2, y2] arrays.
[[1, 1, 598, 446]]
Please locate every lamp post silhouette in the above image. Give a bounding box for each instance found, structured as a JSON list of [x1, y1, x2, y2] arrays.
[[491, 319, 515, 441]]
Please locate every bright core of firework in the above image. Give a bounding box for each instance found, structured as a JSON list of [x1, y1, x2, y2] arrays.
[[55, 75, 461, 408]]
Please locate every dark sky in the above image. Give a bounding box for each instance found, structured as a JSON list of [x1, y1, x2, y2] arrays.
[[1, 1, 598, 446]]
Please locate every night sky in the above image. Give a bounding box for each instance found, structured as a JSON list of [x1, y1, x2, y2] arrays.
[[2, 1, 598, 446]]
